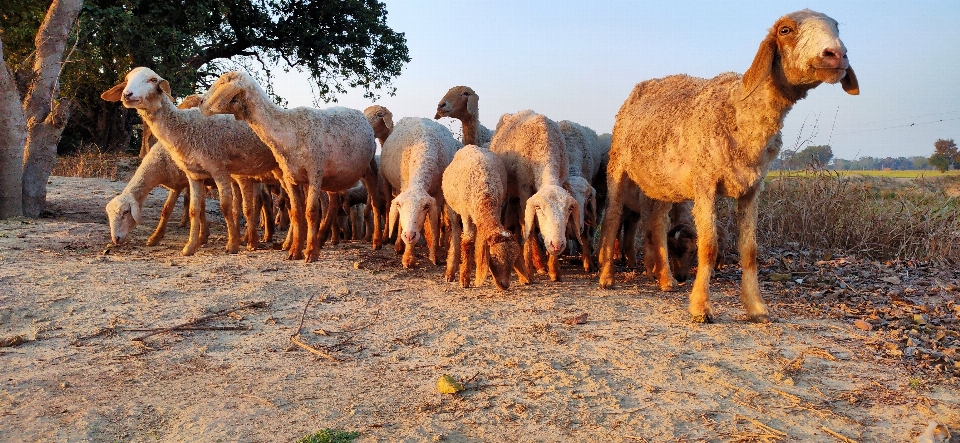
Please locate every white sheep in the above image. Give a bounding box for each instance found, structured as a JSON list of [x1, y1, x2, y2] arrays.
[[597, 9, 859, 323], [442, 144, 526, 290], [199, 71, 377, 263], [101, 68, 280, 256], [490, 110, 581, 282], [558, 120, 603, 271], [435, 86, 494, 147], [361, 105, 395, 248], [380, 117, 462, 268], [106, 142, 209, 246]]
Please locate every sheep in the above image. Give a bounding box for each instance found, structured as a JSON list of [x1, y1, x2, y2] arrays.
[[102, 72, 279, 256], [435, 86, 494, 147], [558, 120, 603, 272], [106, 142, 210, 246], [199, 70, 377, 263], [442, 144, 526, 290], [489, 110, 582, 282], [597, 9, 859, 323], [361, 105, 395, 248], [380, 117, 462, 268]]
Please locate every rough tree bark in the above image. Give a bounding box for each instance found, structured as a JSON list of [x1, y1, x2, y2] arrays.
[[0, 38, 27, 218], [19, 0, 83, 217]]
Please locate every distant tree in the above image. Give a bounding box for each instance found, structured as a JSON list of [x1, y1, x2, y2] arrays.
[[783, 144, 833, 169], [929, 154, 952, 173], [932, 139, 959, 169]]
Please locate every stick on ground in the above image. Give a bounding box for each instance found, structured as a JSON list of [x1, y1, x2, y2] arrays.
[[130, 301, 266, 342]]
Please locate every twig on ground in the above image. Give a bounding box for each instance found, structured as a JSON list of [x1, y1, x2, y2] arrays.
[[821, 426, 859, 443], [290, 293, 342, 362], [131, 301, 266, 342], [122, 326, 251, 332], [737, 415, 787, 438]]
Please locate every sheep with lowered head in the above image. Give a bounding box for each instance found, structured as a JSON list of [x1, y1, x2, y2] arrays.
[[597, 9, 859, 323], [381, 117, 462, 268], [490, 110, 581, 282], [199, 71, 377, 262], [442, 144, 526, 290]]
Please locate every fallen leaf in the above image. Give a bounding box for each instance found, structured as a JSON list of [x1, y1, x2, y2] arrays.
[[563, 313, 588, 325], [436, 374, 464, 394], [769, 273, 792, 282], [854, 320, 873, 331]]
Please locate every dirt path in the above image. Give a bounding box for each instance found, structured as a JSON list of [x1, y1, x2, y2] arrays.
[[0, 176, 957, 442]]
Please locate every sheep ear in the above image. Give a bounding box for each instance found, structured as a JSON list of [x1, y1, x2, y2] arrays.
[[523, 200, 536, 241], [742, 33, 777, 100], [587, 186, 597, 227], [130, 200, 142, 224], [841, 65, 859, 95], [101, 82, 126, 101], [158, 79, 172, 101], [467, 93, 479, 117], [388, 201, 399, 239], [570, 198, 582, 238], [383, 113, 394, 130]]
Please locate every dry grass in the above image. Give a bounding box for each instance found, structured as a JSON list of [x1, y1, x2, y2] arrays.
[[756, 168, 960, 264], [52, 143, 138, 181]]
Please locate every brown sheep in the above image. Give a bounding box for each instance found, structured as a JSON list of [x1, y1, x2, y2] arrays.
[[597, 9, 859, 323]]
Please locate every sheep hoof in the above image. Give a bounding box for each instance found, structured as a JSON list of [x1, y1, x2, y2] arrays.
[[304, 253, 318, 263], [287, 251, 303, 261], [181, 247, 196, 256], [747, 313, 771, 323], [598, 273, 614, 289], [146, 237, 161, 246], [549, 273, 560, 282], [691, 313, 714, 324]]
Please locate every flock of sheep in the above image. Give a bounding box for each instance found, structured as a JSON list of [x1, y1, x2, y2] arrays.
[[102, 9, 858, 323]]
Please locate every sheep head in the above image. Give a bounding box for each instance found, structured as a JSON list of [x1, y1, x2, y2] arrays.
[[363, 105, 395, 143], [435, 86, 479, 120], [477, 230, 521, 290], [200, 71, 252, 120], [742, 9, 858, 100], [105, 193, 142, 245], [563, 176, 596, 232], [178, 94, 205, 109], [523, 185, 580, 256], [101, 67, 173, 112], [667, 224, 698, 282], [388, 190, 438, 246]]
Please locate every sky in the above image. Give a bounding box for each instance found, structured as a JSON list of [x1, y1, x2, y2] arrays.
[[271, 0, 960, 161]]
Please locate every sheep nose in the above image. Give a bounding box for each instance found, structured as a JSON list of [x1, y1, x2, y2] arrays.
[[123, 91, 133, 99], [546, 240, 564, 255], [113, 236, 121, 244], [402, 231, 418, 243]]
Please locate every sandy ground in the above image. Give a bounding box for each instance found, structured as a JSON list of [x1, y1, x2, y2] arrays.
[[1, 176, 958, 443]]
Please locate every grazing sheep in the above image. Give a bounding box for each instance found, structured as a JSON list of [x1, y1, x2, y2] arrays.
[[435, 86, 494, 147], [597, 9, 859, 323], [199, 71, 377, 262], [558, 120, 603, 271], [106, 142, 209, 246], [442, 144, 526, 290], [101, 68, 280, 256], [490, 110, 582, 282], [381, 117, 462, 268]]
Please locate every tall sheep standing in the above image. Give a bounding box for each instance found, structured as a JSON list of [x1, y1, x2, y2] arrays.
[[435, 86, 494, 147], [199, 71, 377, 263], [380, 117, 462, 268], [442, 144, 525, 290], [101, 68, 280, 256], [558, 120, 603, 272], [490, 110, 581, 282], [598, 9, 858, 323]]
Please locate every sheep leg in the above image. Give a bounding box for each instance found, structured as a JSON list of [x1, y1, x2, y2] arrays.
[[427, 196, 442, 266], [689, 190, 718, 323], [577, 224, 594, 273], [260, 187, 275, 243], [647, 201, 678, 292], [182, 178, 206, 256], [303, 184, 325, 263], [598, 169, 627, 288], [736, 185, 769, 323], [178, 186, 191, 228], [547, 253, 561, 282], [198, 195, 209, 245], [445, 207, 462, 283], [216, 177, 241, 254], [147, 188, 181, 246], [284, 182, 306, 260], [622, 210, 641, 268], [235, 178, 260, 251]]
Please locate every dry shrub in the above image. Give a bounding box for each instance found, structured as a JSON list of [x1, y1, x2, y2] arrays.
[[53, 143, 138, 181], [757, 168, 960, 264]]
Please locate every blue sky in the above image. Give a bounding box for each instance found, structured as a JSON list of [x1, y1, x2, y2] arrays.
[[272, 0, 960, 160]]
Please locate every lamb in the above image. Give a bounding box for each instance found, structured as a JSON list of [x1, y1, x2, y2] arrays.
[[380, 117, 462, 268], [597, 9, 858, 323], [490, 110, 582, 282], [442, 144, 525, 290], [106, 142, 209, 246], [558, 120, 603, 271], [199, 71, 377, 262], [435, 86, 494, 147], [102, 70, 279, 256]]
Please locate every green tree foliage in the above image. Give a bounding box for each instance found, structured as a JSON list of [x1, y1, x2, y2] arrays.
[[2, 0, 410, 152], [778, 144, 834, 169], [929, 154, 952, 173], [931, 138, 959, 171]]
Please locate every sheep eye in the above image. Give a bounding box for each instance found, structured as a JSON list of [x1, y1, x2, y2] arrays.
[[462, 92, 470, 96], [779, 26, 792, 35], [149, 77, 158, 83]]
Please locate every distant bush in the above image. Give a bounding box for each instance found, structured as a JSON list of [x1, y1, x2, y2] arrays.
[[52, 143, 137, 181]]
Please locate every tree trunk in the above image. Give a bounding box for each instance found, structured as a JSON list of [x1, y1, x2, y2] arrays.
[[0, 38, 26, 219], [20, 0, 83, 217]]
